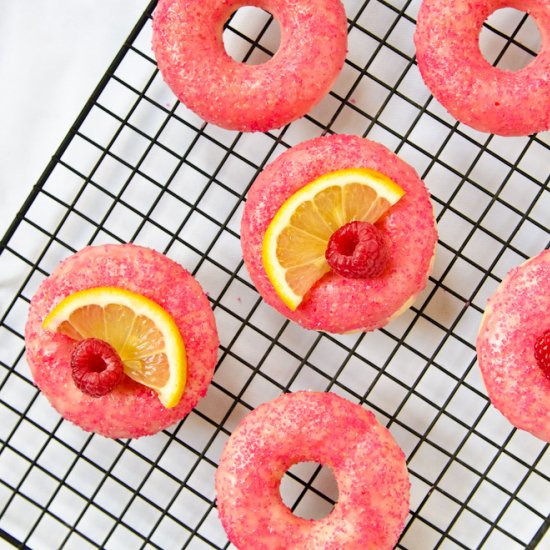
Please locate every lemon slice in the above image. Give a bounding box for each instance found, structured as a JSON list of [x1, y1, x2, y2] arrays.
[[262, 168, 405, 310], [43, 287, 186, 408]]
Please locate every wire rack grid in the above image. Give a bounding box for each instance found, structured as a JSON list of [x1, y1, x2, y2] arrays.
[[1, 0, 549, 548]]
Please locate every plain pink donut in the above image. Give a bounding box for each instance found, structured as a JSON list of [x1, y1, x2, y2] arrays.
[[216, 391, 410, 549], [25, 244, 219, 439], [414, 0, 550, 136], [151, 0, 348, 132], [241, 134, 438, 334], [477, 249, 550, 442]]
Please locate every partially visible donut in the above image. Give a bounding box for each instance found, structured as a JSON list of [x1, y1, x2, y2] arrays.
[[151, 0, 348, 132], [477, 249, 550, 442], [414, 0, 550, 136], [216, 391, 410, 549], [25, 244, 219, 439], [241, 134, 438, 334]]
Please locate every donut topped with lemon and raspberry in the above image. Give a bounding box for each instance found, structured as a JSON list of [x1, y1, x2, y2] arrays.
[[241, 134, 438, 333], [25, 244, 218, 439], [477, 249, 550, 442]]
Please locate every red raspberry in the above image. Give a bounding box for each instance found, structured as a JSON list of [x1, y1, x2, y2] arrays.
[[325, 221, 388, 279], [71, 338, 124, 397], [534, 329, 550, 380]]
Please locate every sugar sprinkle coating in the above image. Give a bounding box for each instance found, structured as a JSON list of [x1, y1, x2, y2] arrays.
[[151, 0, 348, 132], [241, 134, 438, 333], [414, 0, 550, 136], [216, 391, 410, 549], [477, 249, 550, 442], [25, 244, 219, 439]]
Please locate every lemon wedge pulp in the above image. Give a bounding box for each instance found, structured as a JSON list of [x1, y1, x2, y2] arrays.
[[262, 168, 405, 310], [43, 287, 186, 408]]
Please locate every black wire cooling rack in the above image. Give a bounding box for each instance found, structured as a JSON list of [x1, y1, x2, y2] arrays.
[[1, 0, 549, 548]]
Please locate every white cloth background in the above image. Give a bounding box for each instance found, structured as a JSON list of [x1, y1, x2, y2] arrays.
[[0, 1, 148, 237]]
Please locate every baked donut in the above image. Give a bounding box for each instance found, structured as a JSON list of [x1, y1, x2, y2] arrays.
[[151, 0, 348, 132], [241, 134, 438, 333], [25, 244, 219, 439], [216, 391, 410, 549], [477, 249, 550, 442], [414, 0, 550, 136]]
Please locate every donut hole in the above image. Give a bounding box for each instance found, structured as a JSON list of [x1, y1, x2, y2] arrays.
[[223, 6, 281, 65], [279, 461, 339, 520], [479, 8, 541, 71]]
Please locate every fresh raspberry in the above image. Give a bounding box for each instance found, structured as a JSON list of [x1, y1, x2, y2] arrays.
[[71, 338, 124, 397], [325, 221, 388, 279], [534, 329, 550, 380]]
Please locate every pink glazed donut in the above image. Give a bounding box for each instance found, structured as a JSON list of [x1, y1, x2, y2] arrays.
[[216, 391, 410, 549], [151, 0, 348, 132], [241, 134, 438, 333], [25, 244, 219, 439], [477, 249, 550, 442], [414, 0, 550, 136]]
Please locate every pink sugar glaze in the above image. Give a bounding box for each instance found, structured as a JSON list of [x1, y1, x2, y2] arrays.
[[241, 134, 438, 333], [25, 244, 219, 439], [477, 249, 550, 442], [216, 391, 410, 549], [151, 0, 347, 132], [414, 0, 550, 136]]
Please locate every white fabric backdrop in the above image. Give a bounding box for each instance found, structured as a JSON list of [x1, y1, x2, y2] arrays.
[[0, 1, 148, 237]]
